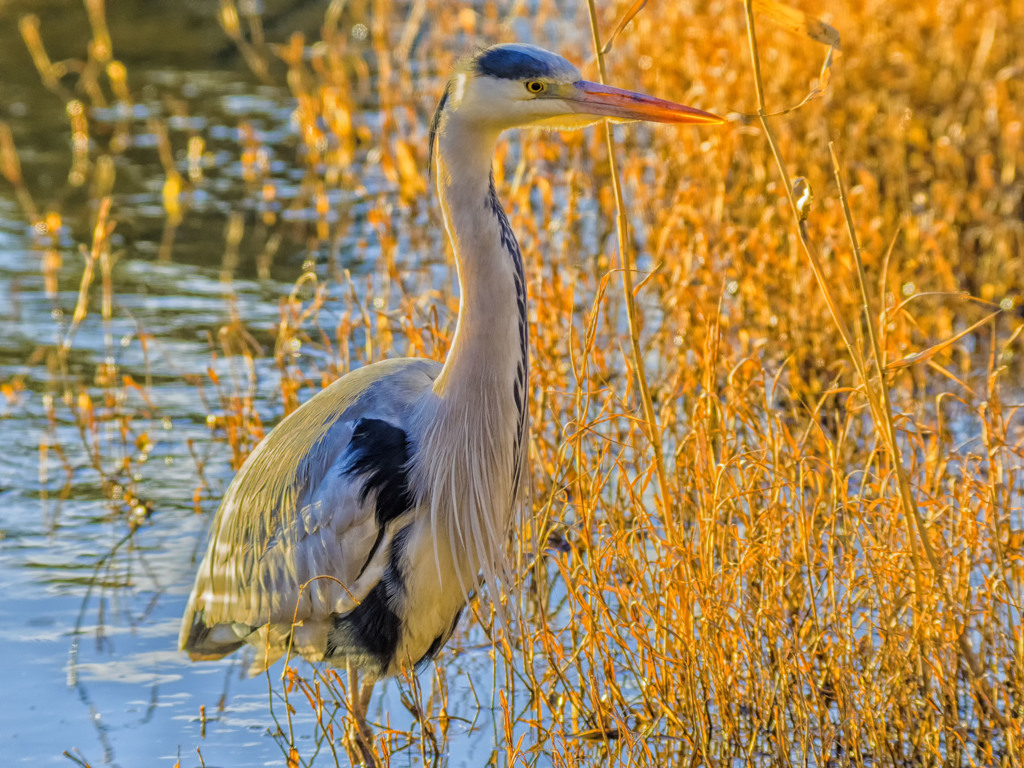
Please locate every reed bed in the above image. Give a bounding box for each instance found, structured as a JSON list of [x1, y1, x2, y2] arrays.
[[5, 0, 1022, 765]]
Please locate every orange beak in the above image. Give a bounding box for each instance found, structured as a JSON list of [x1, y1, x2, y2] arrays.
[[570, 80, 723, 125]]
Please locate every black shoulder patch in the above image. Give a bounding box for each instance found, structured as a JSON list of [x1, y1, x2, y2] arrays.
[[474, 47, 553, 80], [344, 418, 415, 526]]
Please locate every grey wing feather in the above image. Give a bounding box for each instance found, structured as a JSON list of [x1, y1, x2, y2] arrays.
[[179, 357, 440, 667]]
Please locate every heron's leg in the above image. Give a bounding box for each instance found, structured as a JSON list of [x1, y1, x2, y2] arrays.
[[347, 663, 360, 718], [357, 679, 375, 725], [346, 665, 376, 766]]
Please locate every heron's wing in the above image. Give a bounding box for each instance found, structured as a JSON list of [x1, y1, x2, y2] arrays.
[[179, 357, 440, 667]]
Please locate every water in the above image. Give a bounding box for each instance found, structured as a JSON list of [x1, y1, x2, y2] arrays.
[[0, 3, 509, 765]]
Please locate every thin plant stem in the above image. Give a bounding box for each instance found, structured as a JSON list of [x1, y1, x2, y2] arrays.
[[584, 0, 675, 537], [742, 0, 1010, 729], [739, 0, 925, 599], [829, 141, 1008, 726]]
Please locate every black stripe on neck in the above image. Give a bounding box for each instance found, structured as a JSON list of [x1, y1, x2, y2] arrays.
[[485, 175, 529, 498]]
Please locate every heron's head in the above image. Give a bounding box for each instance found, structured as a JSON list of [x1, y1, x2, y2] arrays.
[[430, 43, 722, 167]]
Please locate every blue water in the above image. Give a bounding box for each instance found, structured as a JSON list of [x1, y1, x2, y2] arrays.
[[0, 8, 514, 764]]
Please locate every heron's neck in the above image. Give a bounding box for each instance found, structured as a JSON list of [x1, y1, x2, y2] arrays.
[[433, 121, 528, 408], [411, 117, 528, 593]]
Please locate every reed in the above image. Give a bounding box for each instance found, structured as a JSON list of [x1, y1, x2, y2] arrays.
[[9, 0, 1022, 764]]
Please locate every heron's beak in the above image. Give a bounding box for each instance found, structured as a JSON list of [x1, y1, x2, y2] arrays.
[[571, 80, 723, 125]]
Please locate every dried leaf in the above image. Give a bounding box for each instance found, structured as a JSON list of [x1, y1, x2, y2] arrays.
[[886, 310, 1002, 370], [753, 0, 841, 50], [572, 727, 621, 740], [602, 0, 649, 55]]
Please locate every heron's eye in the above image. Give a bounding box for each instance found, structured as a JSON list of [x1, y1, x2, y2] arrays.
[[525, 81, 546, 94]]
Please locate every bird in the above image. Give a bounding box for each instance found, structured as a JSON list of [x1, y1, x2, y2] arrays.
[[179, 42, 721, 737]]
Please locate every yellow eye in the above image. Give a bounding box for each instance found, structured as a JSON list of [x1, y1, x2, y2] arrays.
[[525, 81, 546, 94]]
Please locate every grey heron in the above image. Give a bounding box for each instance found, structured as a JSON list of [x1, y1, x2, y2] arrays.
[[179, 42, 721, 736]]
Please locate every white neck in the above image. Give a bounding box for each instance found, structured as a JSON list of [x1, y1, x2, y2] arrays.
[[434, 119, 525, 397], [410, 112, 528, 601]]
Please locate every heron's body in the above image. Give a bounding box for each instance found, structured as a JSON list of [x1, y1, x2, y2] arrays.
[[180, 156, 530, 677], [180, 43, 720, 694], [181, 357, 472, 677]]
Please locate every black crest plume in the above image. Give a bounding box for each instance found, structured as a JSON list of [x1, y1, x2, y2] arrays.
[[427, 79, 453, 180]]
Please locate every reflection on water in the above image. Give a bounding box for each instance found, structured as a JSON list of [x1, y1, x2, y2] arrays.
[[0, 2, 500, 766]]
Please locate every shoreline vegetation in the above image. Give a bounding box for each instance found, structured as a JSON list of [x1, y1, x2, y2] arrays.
[[3, 0, 1022, 764]]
